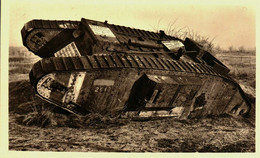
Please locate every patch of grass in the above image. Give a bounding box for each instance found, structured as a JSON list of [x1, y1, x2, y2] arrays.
[[9, 112, 255, 152], [216, 51, 255, 80], [9, 47, 40, 76], [228, 65, 255, 80], [9, 67, 31, 74], [153, 115, 255, 152], [16, 106, 129, 128], [9, 57, 27, 62], [20, 105, 57, 127]]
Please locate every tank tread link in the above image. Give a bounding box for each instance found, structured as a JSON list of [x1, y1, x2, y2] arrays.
[[30, 54, 250, 119], [22, 18, 251, 119]]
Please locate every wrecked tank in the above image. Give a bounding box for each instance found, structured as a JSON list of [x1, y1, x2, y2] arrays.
[[21, 18, 251, 119]]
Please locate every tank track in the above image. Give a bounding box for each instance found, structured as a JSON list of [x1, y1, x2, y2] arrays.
[[30, 54, 250, 119], [21, 20, 79, 53], [21, 19, 182, 56]]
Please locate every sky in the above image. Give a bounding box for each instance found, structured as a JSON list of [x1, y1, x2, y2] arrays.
[[7, 0, 256, 50]]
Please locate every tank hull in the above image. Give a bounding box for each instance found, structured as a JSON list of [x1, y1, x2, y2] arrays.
[[21, 18, 251, 119], [30, 55, 250, 118]]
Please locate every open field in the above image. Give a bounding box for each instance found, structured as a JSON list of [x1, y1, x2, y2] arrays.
[[9, 47, 255, 152], [216, 52, 255, 89]]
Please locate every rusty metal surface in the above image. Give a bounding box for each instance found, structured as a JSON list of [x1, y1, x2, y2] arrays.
[[21, 18, 251, 119]]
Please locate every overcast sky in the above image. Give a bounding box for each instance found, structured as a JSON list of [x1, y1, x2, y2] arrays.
[[8, 0, 256, 50]]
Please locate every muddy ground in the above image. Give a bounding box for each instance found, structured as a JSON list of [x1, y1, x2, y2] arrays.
[[9, 112, 255, 152]]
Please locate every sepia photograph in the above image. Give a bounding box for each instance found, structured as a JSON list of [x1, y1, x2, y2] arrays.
[[1, 0, 258, 157]]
